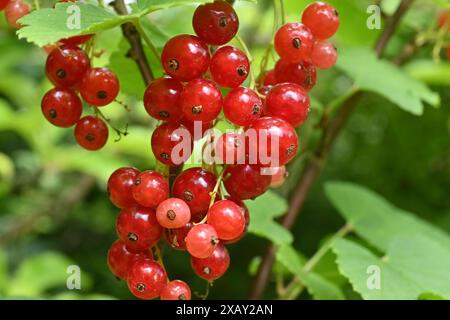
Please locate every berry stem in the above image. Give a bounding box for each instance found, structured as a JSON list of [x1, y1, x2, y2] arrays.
[[278, 0, 286, 25], [151, 244, 170, 281], [209, 165, 227, 209], [235, 34, 256, 89], [133, 19, 161, 63], [33, 0, 40, 10], [93, 107, 128, 142]]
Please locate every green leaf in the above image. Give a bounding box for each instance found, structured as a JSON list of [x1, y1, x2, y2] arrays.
[[246, 191, 292, 245], [405, 60, 450, 86], [136, 0, 201, 13], [336, 47, 440, 115], [332, 237, 450, 300], [325, 182, 450, 252]]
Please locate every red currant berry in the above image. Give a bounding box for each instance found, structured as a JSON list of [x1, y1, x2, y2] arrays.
[[311, 41, 337, 69], [172, 167, 217, 218], [107, 167, 140, 209], [247, 116, 299, 166], [207, 200, 245, 240], [302, 2, 340, 40], [132, 170, 169, 209], [181, 78, 222, 122], [185, 224, 219, 258], [151, 122, 192, 166], [60, 34, 94, 47], [156, 198, 191, 229], [74, 116, 108, 151], [192, 1, 239, 45], [79, 68, 119, 107], [223, 197, 250, 244], [180, 117, 214, 141], [4, 0, 29, 29], [161, 35, 210, 81], [116, 205, 162, 251], [127, 259, 167, 300], [191, 243, 230, 281], [274, 59, 317, 91], [214, 132, 246, 165], [41, 88, 82, 128], [265, 83, 310, 128], [210, 46, 249, 88], [164, 222, 193, 251], [274, 23, 314, 63], [262, 69, 277, 86], [107, 240, 152, 280], [223, 87, 262, 126], [143, 77, 183, 122], [45, 45, 90, 89], [160, 280, 191, 300], [269, 166, 287, 188], [0, 0, 11, 10], [223, 164, 271, 200]]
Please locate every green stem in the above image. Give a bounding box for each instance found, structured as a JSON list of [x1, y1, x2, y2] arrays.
[[33, 0, 40, 10], [279, 0, 286, 25], [134, 19, 160, 62], [235, 34, 256, 89]]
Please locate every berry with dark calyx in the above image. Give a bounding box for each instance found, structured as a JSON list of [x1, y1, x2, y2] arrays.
[[132, 170, 169, 209], [185, 224, 219, 259], [107, 240, 152, 280], [41, 88, 82, 128], [107, 167, 140, 209], [0, 0, 11, 10], [311, 41, 337, 69], [143, 77, 183, 122], [223, 87, 263, 126], [210, 46, 249, 88], [45, 45, 90, 89], [191, 243, 230, 281], [247, 116, 299, 167], [164, 222, 193, 251], [214, 132, 246, 165], [156, 198, 191, 229], [302, 1, 340, 40], [274, 23, 314, 63], [116, 206, 162, 251], [161, 34, 210, 82], [4, 0, 30, 29], [127, 259, 167, 300], [151, 122, 192, 166], [207, 200, 245, 240], [60, 34, 94, 47], [274, 59, 317, 91], [172, 167, 217, 218], [161, 280, 191, 300], [181, 78, 223, 122], [74, 116, 109, 151], [269, 166, 287, 188], [223, 164, 271, 200], [222, 197, 250, 244], [79, 68, 119, 107], [265, 83, 310, 128], [193, 0, 239, 45]]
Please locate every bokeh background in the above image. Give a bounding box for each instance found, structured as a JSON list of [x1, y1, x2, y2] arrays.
[[0, 0, 449, 299]]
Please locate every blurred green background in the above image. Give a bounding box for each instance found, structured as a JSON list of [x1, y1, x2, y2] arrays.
[[0, 0, 449, 299]]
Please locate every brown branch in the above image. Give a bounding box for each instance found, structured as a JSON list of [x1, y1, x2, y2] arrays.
[[249, 0, 415, 300], [112, 0, 153, 85]]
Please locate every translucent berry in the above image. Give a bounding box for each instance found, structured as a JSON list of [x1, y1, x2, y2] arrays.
[[210, 46, 249, 88], [116, 206, 162, 251], [45, 45, 90, 89], [79, 68, 119, 107], [156, 198, 191, 229], [223, 87, 262, 126], [265, 83, 310, 127], [74, 116, 108, 151], [223, 197, 250, 244], [181, 78, 223, 122], [223, 164, 271, 200], [191, 243, 230, 281], [172, 167, 217, 219], [161, 35, 210, 81], [193, 0, 239, 45], [0, 0, 11, 10], [107, 240, 152, 280], [41, 88, 82, 128], [214, 132, 246, 165], [269, 165, 287, 188], [164, 222, 193, 251], [274, 23, 314, 63], [207, 200, 245, 240], [302, 1, 340, 40], [4, 0, 30, 29], [107, 167, 140, 209], [311, 41, 337, 69], [274, 59, 317, 91], [151, 122, 192, 166], [161, 280, 191, 300], [127, 259, 167, 300], [262, 69, 277, 86], [60, 34, 94, 47], [185, 224, 219, 258], [132, 170, 169, 209], [143, 77, 183, 122]]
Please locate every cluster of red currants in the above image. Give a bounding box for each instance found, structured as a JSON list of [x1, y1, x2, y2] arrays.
[[106, 1, 339, 300]]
